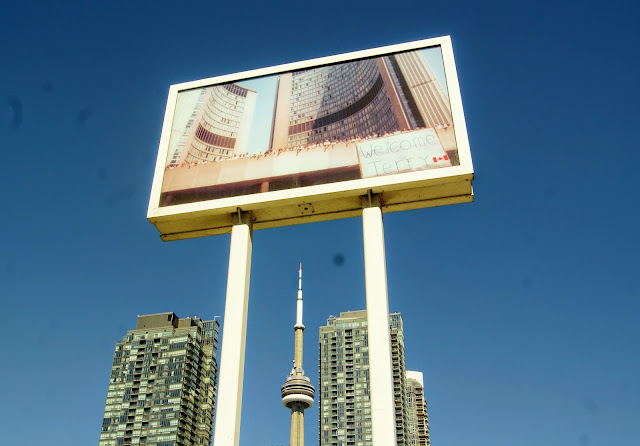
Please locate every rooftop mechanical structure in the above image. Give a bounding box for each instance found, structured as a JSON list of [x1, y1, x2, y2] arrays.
[[281, 264, 315, 446]]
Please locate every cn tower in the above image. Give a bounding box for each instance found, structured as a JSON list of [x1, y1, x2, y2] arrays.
[[281, 264, 315, 446]]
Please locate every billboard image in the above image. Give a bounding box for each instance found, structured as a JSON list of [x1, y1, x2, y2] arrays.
[[148, 37, 473, 240], [160, 46, 457, 207]]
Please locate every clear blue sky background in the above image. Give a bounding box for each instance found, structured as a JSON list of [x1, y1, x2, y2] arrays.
[[1, 1, 639, 446]]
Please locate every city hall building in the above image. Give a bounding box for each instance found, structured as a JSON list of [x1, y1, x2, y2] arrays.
[[270, 50, 455, 157]]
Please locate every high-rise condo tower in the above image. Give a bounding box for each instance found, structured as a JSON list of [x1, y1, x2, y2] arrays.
[[98, 313, 219, 446]]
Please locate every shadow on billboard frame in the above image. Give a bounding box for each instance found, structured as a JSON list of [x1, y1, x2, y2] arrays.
[[148, 36, 473, 241]]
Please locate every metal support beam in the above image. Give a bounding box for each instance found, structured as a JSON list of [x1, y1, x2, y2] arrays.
[[213, 211, 253, 446], [361, 193, 398, 446]]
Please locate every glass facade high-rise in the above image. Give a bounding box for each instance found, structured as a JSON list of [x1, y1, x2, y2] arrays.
[[98, 313, 219, 446], [318, 311, 413, 446]]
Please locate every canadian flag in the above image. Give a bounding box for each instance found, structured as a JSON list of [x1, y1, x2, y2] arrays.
[[432, 154, 449, 163]]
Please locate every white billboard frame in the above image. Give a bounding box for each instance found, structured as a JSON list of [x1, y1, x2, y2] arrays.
[[148, 35, 473, 241]]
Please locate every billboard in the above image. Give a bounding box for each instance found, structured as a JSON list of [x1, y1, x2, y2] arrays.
[[148, 36, 473, 240]]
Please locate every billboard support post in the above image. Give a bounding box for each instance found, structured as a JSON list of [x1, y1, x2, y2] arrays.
[[361, 193, 398, 446], [213, 211, 253, 446]]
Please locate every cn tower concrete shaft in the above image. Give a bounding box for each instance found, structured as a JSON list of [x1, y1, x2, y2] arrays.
[[281, 264, 314, 446]]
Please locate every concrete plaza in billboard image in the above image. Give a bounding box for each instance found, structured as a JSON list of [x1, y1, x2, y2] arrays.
[[160, 46, 458, 207]]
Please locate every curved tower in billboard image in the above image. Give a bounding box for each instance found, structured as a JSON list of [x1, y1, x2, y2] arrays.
[[270, 51, 454, 156], [281, 264, 314, 446], [270, 58, 401, 150], [168, 83, 256, 167]]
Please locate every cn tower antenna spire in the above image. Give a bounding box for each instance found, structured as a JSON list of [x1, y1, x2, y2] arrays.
[[296, 263, 304, 328], [281, 263, 314, 446]]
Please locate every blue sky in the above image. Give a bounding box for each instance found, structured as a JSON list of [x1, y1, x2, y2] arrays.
[[239, 76, 278, 153], [1, 1, 639, 446]]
